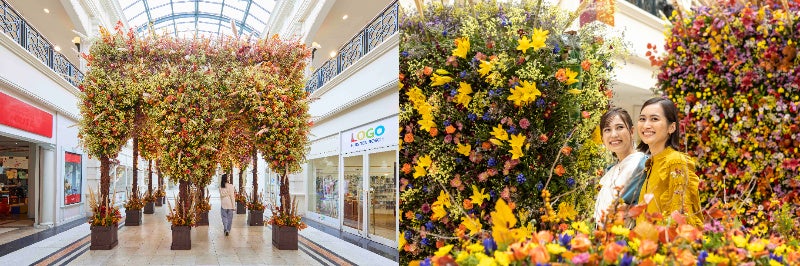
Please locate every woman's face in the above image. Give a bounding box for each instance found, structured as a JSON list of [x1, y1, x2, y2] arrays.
[[638, 103, 675, 150], [602, 115, 632, 156]]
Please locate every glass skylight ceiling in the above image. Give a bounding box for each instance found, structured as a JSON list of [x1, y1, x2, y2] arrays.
[[118, 0, 276, 38]]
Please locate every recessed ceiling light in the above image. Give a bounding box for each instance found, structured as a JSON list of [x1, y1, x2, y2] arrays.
[[342, 14, 348, 20], [54, 45, 61, 51], [43, 8, 50, 13], [329, 51, 337, 57]]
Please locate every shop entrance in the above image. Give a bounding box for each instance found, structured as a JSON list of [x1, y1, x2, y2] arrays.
[[0, 134, 35, 226], [341, 148, 397, 247]]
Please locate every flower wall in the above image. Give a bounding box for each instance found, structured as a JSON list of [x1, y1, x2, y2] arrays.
[[398, 2, 627, 262], [651, 1, 800, 235]]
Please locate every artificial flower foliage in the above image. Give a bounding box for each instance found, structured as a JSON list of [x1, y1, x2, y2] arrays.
[[399, 1, 625, 262]]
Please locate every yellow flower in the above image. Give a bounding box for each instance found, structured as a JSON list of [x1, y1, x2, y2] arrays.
[[567, 89, 582, 94], [436, 190, 452, 208], [494, 251, 511, 266], [478, 60, 494, 77], [706, 253, 729, 264], [564, 68, 579, 85], [611, 225, 630, 237], [431, 202, 447, 220], [452, 37, 470, 58], [456, 252, 470, 264], [398, 232, 407, 251], [476, 253, 495, 266], [508, 133, 526, 160], [546, 243, 567, 255], [733, 235, 748, 248], [490, 124, 509, 145], [653, 254, 666, 264], [747, 241, 765, 253], [591, 126, 602, 144], [467, 242, 485, 253], [418, 155, 432, 168], [571, 221, 590, 234], [769, 260, 783, 266], [413, 165, 427, 178], [457, 143, 472, 156], [462, 216, 483, 236], [418, 119, 436, 132], [531, 28, 549, 51], [507, 80, 541, 106], [454, 82, 473, 106], [517, 36, 535, 54], [471, 185, 490, 206], [435, 244, 454, 257], [556, 202, 577, 221], [775, 244, 787, 255], [431, 72, 453, 86]]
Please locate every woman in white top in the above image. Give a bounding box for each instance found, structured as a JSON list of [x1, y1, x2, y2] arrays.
[[219, 173, 236, 236], [593, 107, 648, 226]]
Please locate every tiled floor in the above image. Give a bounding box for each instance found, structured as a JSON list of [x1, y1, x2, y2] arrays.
[[0, 190, 398, 265]]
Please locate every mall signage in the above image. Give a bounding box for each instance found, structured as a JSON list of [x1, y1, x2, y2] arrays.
[[0, 91, 53, 138], [341, 116, 398, 154]]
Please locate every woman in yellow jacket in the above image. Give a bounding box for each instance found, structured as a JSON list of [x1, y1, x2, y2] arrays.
[[636, 97, 703, 226]]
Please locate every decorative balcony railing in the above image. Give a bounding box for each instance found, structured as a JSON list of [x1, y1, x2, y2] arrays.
[[0, 0, 84, 87], [625, 0, 674, 19], [305, 0, 398, 94]]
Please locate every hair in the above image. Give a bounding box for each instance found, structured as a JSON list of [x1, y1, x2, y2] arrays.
[[636, 97, 681, 153], [220, 173, 228, 188]]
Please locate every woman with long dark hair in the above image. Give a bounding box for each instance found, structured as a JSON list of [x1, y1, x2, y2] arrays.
[[636, 97, 702, 226], [219, 173, 235, 236]]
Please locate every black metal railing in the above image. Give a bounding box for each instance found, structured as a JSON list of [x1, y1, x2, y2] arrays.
[[1, 0, 84, 87], [626, 0, 674, 19], [305, 1, 398, 94]]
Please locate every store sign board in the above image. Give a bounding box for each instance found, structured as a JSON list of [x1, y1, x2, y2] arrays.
[[0, 91, 53, 138], [341, 116, 398, 154]]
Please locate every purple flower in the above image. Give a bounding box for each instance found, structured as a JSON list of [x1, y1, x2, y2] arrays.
[[483, 237, 497, 254], [567, 177, 575, 187], [697, 250, 708, 265], [443, 120, 451, 127], [488, 157, 497, 167], [421, 258, 432, 266], [559, 233, 572, 247], [416, 213, 423, 220], [482, 113, 491, 121], [425, 221, 434, 231], [537, 182, 543, 190], [553, 43, 561, 54], [468, 113, 477, 121], [404, 230, 412, 240], [401, 51, 409, 57], [620, 253, 633, 266], [421, 237, 431, 246], [517, 173, 526, 184], [421, 203, 431, 213]]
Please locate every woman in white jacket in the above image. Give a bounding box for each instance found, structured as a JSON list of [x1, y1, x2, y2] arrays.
[[219, 173, 236, 236]]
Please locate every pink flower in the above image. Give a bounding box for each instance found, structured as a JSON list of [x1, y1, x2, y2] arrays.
[[572, 252, 590, 264], [519, 118, 530, 129]]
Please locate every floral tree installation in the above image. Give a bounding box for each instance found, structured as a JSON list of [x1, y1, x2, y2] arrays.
[[650, 1, 800, 238], [399, 1, 624, 263]]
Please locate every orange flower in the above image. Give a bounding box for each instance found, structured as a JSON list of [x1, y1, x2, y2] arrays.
[[570, 234, 592, 252], [482, 141, 492, 150], [402, 163, 412, 174], [510, 242, 528, 260], [638, 239, 658, 257], [581, 60, 591, 71], [404, 133, 414, 143], [603, 242, 626, 263], [534, 231, 554, 244], [445, 125, 456, 134], [676, 224, 701, 242], [508, 201, 516, 210], [463, 198, 474, 209], [555, 68, 567, 82], [554, 165, 566, 176], [561, 146, 573, 156], [529, 245, 550, 263], [405, 211, 415, 220], [429, 127, 439, 136], [676, 249, 696, 266], [423, 66, 433, 76], [539, 134, 548, 143]]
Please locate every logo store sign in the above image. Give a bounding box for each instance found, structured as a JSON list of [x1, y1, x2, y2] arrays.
[[341, 116, 398, 154]]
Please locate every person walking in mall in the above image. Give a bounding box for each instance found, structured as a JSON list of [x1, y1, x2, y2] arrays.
[[219, 173, 235, 236]]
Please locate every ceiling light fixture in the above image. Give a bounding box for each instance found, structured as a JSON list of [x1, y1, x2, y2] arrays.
[[43, 8, 50, 14], [329, 51, 337, 58], [342, 14, 348, 20], [54, 45, 61, 52]]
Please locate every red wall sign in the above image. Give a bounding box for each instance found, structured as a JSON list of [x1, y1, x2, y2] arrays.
[[0, 91, 53, 138]]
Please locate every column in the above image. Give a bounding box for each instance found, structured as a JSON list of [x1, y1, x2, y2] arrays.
[[38, 145, 56, 228]]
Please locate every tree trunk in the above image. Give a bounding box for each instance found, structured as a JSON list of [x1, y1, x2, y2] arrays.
[[239, 165, 245, 193], [132, 137, 139, 198], [252, 147, 258, 202], [280, 169, 290, 214], [156, 159, 163, 188], [100, 155, 110, 208], [147, 159, 153, 196], [179, 179, 190, 215]]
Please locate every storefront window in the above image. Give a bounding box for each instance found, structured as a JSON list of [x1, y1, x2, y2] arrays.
[[368, 151, 396, 241], [309, 156, 339, 218], [343, 155, 363, 230]]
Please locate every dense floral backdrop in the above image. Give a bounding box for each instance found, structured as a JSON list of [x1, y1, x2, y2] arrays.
[[398, 1, 627, 263], [650, 1, 800, 236]]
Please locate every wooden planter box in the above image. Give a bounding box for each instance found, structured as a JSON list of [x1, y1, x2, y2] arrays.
[[196, 211, 209, 226], [143, 202, 155, 214], [171, 226, 191, 250], [236, 202, 246, 214], [90, 225, 119, 250], [248, 210, 264, 226], [125, 209, 142, 226], [155, 197, 163, 206], [272, 225, 298, 250]]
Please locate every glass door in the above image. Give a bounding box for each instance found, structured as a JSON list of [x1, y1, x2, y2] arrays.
[[367, 150, 397, 246], [342, 155, 364, 232]]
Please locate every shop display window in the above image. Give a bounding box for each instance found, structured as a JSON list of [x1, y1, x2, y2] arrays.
[[368, 151, 396, 241], [309, 156, 339, 218]]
